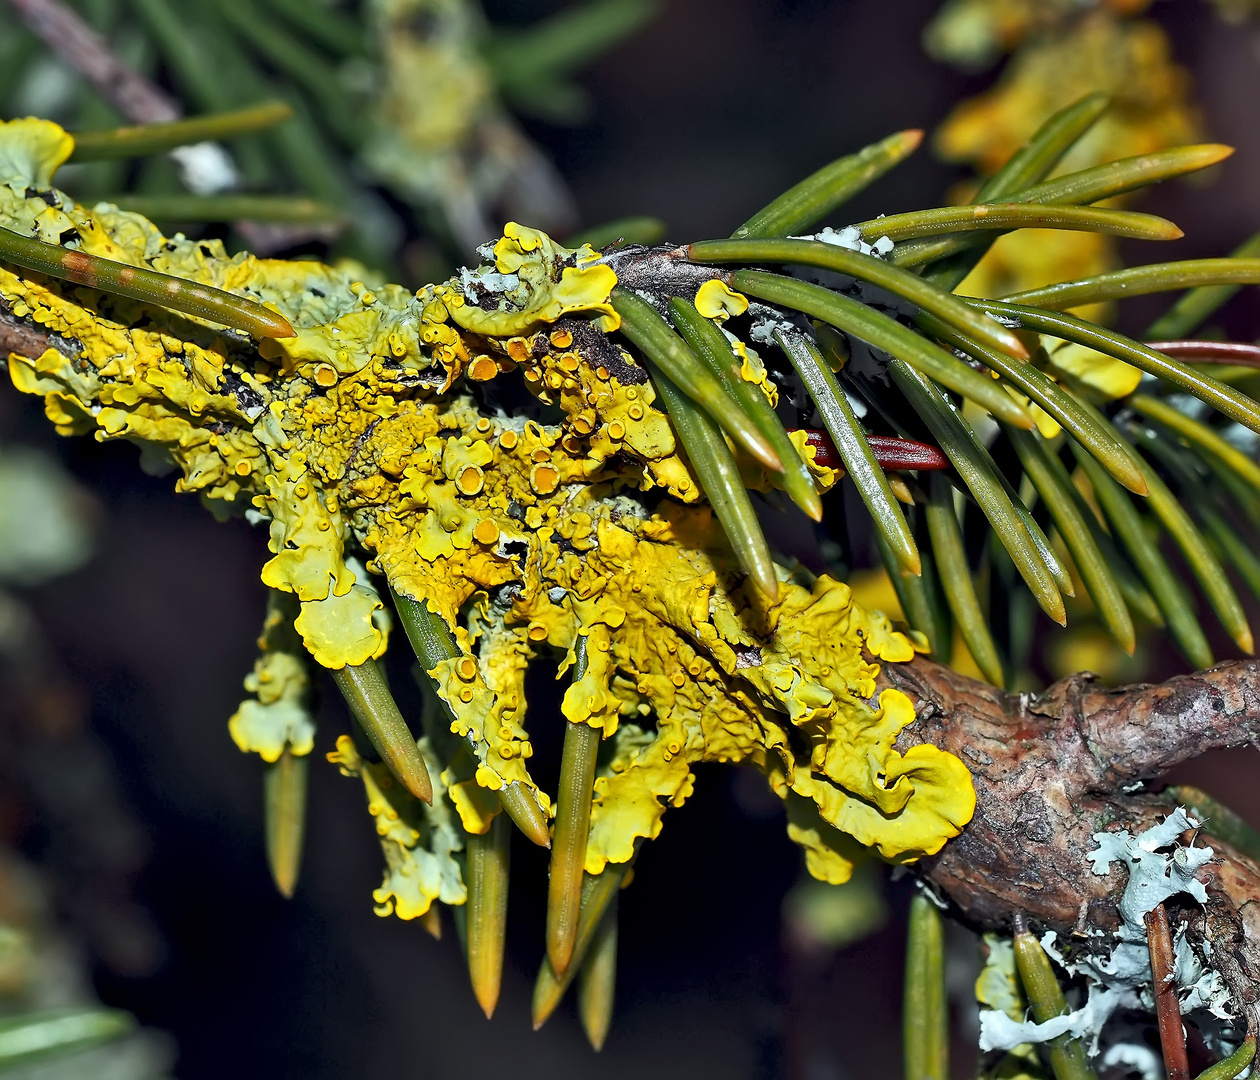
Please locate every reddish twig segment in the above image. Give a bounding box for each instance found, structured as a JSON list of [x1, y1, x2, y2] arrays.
[[1146, 341, 1260, 367], [1146, 903, 1190, 1080], [794, 429, 949, 472]]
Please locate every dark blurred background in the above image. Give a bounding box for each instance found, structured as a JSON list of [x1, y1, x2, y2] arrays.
[[2, 1, 1260, 1077]]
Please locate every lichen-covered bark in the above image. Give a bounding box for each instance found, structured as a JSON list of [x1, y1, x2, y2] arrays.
[[5, 115, 1260, 1033], [885, 656, 1260, 1030]]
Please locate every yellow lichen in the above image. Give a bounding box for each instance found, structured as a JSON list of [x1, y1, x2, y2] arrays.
[[328, 734, 466, 918], [934, 9, 1197, 176], [0, 117, 975, 919], [228, 589, 316, 762], [694, 279, 749, 322]]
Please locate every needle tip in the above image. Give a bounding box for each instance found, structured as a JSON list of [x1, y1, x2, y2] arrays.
[[800, 491, 824, 522], [1009, 409, 1037, 431], [754, 570, 780, 602], [1002, 333, 1030, 361], [532, 998, 557, 1031], [474, 990, 498, 1019], [267, 315, 296, 338]]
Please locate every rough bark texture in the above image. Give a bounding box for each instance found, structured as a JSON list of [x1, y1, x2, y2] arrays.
[[886, 656, 1260, 1032], [0, 300, 78, 360]]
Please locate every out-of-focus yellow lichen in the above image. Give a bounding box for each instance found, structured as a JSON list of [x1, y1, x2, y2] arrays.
[[926, 0, 1153, 72], [931, 2, 1201, 317], [1045, 340, 1142, 400], [361, 0, 574, 248], [1205, 0, 1260, 21], [933, 8, 1197, 173], [0, 117, 975, 918], [975, 932, 1042, 1078], [956, 229, 1117, 326]]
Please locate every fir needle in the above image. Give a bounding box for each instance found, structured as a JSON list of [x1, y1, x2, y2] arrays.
[[578, 897, 618, 1051], [1007, 429, 1135, 654], [1013, 926, 1099, 1080], [390, 586, 551, 846], [1193, 1038, 1256, 1080], [0, 225, 295, 338], [688, 237, 1030, 362], [650, 365, 780, 600], [732, 269, 1034, 428], [925, 475, 1004, 687], [974, 300, 1260, 438], [332, 660, 433, 804], [774, 328, 920, 576], [68, 99, 293, 160], [669, 295, 821, 521], [547, 638, 601, 975], [859, 202, 1181, 245], [467, 812, 511, 1018], [264, 746, 307, 898], [533, 860, 633, 1029], [1072, 451, 1212, 668], [611, 287, 783, 471], [903, 892, 948, 1080], [1004, 258, 1260, 312], [733, 128, 923, 239]]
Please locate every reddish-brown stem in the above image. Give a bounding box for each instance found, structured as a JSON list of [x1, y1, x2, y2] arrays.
[[793, 429, 949, 471], [1146, 903, 1190, 1080], [1147, 341, 1260, 367]]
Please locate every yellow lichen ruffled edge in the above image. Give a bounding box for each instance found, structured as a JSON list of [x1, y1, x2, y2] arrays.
[[0, 118, 976, 917]]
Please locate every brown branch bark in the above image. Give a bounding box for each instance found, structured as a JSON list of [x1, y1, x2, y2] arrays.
[[884, 656, 1260, 1032], [0, 299, 75, 360], [6, 0, 332, 253], [7, 0, 179, 123]]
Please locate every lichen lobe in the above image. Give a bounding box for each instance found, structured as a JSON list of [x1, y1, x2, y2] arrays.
[[0, 118, 975, 916]]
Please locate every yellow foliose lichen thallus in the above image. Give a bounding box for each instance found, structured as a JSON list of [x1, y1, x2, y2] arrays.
[[0, 115, 975, 1029]]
